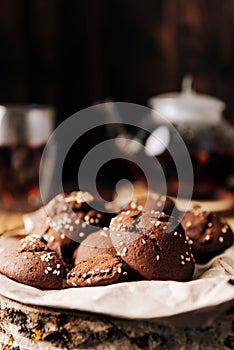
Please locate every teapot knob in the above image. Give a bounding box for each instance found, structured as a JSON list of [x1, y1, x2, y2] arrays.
[[181, 74, 194, 95]]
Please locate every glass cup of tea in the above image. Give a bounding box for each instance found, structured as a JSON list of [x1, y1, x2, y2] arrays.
[[0, 104, 55, 212]]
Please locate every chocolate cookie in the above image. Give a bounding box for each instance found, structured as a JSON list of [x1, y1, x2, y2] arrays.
[[31, 191, 117, 261], [110, 209, 179, 236], [43, 191, 94, 218], [181, 206, 233, 262], [123, 193, 175, 215], [27, 189, 121, 263], [67, 254, 128, 287], [41, 226, 79, 263], [0, 244, 65, 289], [19, 234, 49, 252], [73, 228, 116, 264], [110, 211, 194, 281], [46, 191, 115, 228]]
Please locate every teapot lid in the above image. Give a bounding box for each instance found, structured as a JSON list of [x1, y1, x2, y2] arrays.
[[148, 75, 226, 124]]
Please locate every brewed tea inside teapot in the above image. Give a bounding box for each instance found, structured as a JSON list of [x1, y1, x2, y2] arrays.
[[148, 76, 234, 199]]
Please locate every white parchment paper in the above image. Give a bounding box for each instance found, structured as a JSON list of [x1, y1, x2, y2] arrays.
[[0, 219, 233, 319]]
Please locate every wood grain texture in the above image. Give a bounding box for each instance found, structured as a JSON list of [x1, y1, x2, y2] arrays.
[[0, 211, 23, 235], [1, 0, 234, 184], [0, 295, 234, 350], [0, 0, 234, 122]]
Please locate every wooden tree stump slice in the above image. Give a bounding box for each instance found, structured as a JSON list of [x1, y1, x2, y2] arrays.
[[0, 294, 233, 350]]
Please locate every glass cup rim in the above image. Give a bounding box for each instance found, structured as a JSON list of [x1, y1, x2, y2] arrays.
[[0, 103, 55, 111]]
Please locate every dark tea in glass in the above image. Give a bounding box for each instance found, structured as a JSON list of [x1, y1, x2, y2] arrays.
[[0, 105, 54, 211]]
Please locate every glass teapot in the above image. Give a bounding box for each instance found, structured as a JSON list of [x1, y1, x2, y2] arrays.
[[148, 76, 234, 199]]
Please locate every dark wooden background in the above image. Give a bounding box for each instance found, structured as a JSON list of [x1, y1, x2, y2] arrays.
[[0, 0, 234, 188], [0, 0, 234, 123]]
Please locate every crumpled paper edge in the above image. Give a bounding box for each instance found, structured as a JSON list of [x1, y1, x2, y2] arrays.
[[0, 229, 233, 319]]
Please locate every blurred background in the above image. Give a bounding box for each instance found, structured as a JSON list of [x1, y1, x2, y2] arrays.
[[0, 0, 234, 200], [1, 0, 234, 122]]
